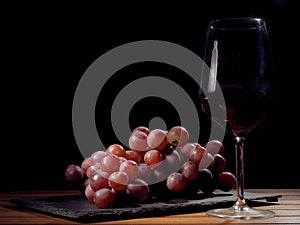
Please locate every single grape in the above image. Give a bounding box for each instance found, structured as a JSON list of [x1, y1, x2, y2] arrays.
[[144, 149, 163, 167], [126, 179, 150, 203], [205, 140, 224, 155], [64, 164, 84, 188], [129, 130, 149, 151], [213, 154, 226, 175], [89, 170, 110, 191], [108, 171, 129, 191], [198, 169, 216, 195], [189, 145, 208, 165], [181, 161, 199, 181], [90, 151, 107, 164], [106, 144, 127, 158], [166, 172, 187, 192], [167, 126, 189, 147], [93, 188, 115, 208], [147, 129, 168, 151], [218, 171, 236, 192], [100, 154, 121, 174], [119, 160, 139, 181]]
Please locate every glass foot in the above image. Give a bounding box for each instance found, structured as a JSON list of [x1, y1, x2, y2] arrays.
[[206, 206, 276, 220]]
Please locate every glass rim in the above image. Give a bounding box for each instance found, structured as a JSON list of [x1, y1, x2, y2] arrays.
[[209, 17, 265, 31]]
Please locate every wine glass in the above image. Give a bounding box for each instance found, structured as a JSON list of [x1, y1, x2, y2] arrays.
[[199, 17, 277, 219]]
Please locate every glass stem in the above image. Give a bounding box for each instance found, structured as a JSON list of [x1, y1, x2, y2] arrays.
[[233, 136, 248, 210]]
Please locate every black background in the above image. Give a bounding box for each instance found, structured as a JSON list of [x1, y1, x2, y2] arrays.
[[2, 0, 298, 191]]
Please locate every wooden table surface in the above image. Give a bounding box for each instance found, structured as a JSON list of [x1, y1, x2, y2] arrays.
[[1, 189, 299, 224]]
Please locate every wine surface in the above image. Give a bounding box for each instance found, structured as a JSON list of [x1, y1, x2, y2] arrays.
[[199, 88, 274, 137]]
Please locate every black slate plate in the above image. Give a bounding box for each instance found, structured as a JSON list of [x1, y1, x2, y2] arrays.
[[10, 191, 281, 223]]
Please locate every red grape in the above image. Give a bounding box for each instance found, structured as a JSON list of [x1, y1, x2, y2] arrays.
[[198, 169, 216, 195], [181, 161, 199, 181], [166, 172, 187, 192], [100, 154, 121, 174], [147, 129, 168, 151], [189, 145, 208, 165], [167, 126, 189, 147], [218, 171, 236, 192], [144, 149, 163, 167], [89, 170, 110, 191], [129, 130, 149, 151], [126, 179, 150, 203], [93, 188, 115, 208], [205, 140, 224, 155], [90, 151, 107, 164], [106, 144, 126, 158], [108, 171, 129, 191], [64, 164, 84, 187], [119, 160, 139, 181], [213, 154, 226, 174]]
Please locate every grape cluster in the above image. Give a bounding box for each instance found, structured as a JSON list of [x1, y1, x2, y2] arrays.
[[64, 126, 236, 208]]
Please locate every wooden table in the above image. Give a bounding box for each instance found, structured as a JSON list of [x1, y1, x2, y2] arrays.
[[1, 189, 299, 224]]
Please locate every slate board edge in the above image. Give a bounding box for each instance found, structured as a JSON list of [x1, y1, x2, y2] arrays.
[[10, 191, 282, 223]]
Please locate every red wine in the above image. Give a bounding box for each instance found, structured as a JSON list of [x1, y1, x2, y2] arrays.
[[199, 88, 274, 137]]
